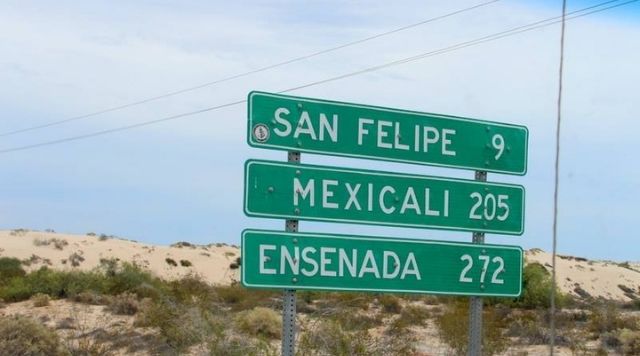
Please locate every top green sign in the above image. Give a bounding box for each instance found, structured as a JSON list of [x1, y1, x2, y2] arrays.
[[248, 92, 528, 175]]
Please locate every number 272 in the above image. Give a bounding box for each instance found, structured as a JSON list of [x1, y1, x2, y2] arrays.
[[459, 254, 505, 284]]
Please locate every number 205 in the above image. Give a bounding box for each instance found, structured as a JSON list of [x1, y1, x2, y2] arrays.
[[469, 193, 510, 221]]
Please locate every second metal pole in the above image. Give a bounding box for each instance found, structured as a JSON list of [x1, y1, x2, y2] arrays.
[[282, 151, 300, 356], [468, 170, 486, 356]]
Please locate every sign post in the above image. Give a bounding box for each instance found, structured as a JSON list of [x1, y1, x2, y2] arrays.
[[469, 170, 487, 356], [282, 152, 299, 356], [243, 91, 529, 356]]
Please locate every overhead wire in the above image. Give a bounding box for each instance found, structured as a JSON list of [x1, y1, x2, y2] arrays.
[[0, 0, 502, 138], [0, 0, 635, 154]]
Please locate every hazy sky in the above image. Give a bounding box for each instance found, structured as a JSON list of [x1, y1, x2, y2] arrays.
[[0, 0, 638, 261]]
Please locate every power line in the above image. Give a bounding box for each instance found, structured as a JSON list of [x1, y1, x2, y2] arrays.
[[0, 0, 635, 155], [0, 0, 501, 138]]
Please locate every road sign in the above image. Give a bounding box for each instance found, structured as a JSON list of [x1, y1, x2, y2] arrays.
[[244, 160, 525, 235], [241, 229, 523, 297], [247, 91, 528, 175]]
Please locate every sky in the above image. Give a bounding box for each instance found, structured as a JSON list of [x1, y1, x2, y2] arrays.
[[0, 0, 638, 261]]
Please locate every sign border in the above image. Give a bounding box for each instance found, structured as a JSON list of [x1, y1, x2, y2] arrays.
[[241, 229, 523, 297], [243, 159, 526, 235], [247, 91, 529, 175]]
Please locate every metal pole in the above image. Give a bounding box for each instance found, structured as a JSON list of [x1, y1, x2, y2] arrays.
[[282, 151, 300, 356], [468, 170, 486, 356]]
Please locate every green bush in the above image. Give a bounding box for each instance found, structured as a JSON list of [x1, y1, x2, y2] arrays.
[[0, 257, 25, 284], [0, 315, 69, 355], [235, 307, 282, 339], [512, 262, 564, 309], [103, 262, 161, 295]]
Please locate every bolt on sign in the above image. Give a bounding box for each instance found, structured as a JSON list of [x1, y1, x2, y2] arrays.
[[247, 91, 528, 175], [242, 230, 523, 297], [244, 160, 525, 235]]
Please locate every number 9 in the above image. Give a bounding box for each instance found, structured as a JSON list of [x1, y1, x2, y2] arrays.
[[492, 134, 505, 160]]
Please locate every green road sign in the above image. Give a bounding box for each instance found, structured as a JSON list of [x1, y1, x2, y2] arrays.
[[247, 91, 528, 175], [242, 230, 523, 297], [244, 160, 525, 235]]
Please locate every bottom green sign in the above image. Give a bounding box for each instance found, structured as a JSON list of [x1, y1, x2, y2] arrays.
[[242, 230, 522, 297]]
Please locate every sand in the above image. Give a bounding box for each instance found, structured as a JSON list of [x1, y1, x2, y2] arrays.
[[526, 248, 640, 301], [0, 230, 239, 285]]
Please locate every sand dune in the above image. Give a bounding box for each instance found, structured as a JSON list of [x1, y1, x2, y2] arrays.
[[0, 230, 239, 285], [1, 229, 639, 301], [526, 248, 640, 301]]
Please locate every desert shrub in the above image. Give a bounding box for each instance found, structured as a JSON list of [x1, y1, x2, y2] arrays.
[[1, 262, 162, 302], [134, 282, 163, 301], [512, 262, 564, 309], [31, 292, 50, 307], [0, 315, 69, 355], [378, 294, 402, 314], [235, 307, 282, 339], [588, 303, 628, 334], [319, 292, 373, 310], [68, 252, 85, 267], [435, 300, 508, 355], [71, 291, 108, 305], [333, 309, 382, 331], [224, 251, 236, 257], [208, 330, 276, 356], [388, 304, 431, 335], [0, 257, 25, 283], [135, 299, 216, 351], [214, 284, 277, 311], [0, 267, 65, 301], [506, 310, 550, 345], [0, 276, 31, 301], [622, 299, 640, 311], [103, 262, 162, 296], [165, 258, 177, 267], [179, 259, 192, 267], [601, 331, 622, 350], [167, 275, 215, 307], [107, 292, 139, 315], [33, 238, 68, 250], [10, 228, 29, 236], [299, 320, 372, 356], [619, 329, 640, 355]]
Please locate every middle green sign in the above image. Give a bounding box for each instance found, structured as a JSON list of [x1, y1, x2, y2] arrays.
[[244, 160, 525, 235]]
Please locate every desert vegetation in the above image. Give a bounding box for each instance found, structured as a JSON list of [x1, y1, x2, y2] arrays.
[[0, 255, 639, 355]]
